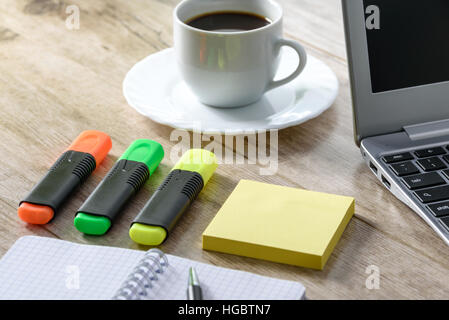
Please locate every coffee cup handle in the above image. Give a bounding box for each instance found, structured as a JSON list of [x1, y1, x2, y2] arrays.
[[267, 39, 307, 91]]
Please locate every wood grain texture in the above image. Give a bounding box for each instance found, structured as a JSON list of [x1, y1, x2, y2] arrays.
[[0, 0, 448, 299]]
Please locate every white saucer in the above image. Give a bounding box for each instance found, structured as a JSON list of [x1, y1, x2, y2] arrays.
[[123, 48, 338, 134]]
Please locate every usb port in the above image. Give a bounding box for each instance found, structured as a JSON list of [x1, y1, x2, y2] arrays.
[[381, 175, 391, 189], [369, 161, 378, 174]]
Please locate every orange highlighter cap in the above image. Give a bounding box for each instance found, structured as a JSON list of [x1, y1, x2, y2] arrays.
[[18, 202, 54, 225], [67, 130, 112, 166]]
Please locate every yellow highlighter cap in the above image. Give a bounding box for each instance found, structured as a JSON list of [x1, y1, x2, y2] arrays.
[[172, 149, 217, 185], [129, 223, 167, 246]]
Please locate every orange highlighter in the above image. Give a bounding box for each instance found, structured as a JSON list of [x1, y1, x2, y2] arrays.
[[18, 130, 112, 224]]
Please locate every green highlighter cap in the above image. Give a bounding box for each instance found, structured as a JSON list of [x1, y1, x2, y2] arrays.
[[119, 139, 164, 175], [130, 149, 217, 246], [74, 213, 111, 235], [75, 139, 164, 235]]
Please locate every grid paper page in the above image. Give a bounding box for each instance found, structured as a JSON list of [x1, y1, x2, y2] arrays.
[[0, 236, 305, 300], [0, 236, 143, 299]]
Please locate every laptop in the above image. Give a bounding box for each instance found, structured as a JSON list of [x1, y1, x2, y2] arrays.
[[342, 0, 449, 246]]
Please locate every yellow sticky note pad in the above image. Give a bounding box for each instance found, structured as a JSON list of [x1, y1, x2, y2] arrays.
[[202, 180, 355, 270]]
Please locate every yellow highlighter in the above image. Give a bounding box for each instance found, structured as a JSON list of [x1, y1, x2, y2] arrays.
[[129, 149, 217, 246]]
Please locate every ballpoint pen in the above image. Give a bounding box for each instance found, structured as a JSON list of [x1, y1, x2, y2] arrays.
[[187, 267, 203, 300]]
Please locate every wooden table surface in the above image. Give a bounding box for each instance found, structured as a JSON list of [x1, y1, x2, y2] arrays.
[[1, 0, 448, 300]]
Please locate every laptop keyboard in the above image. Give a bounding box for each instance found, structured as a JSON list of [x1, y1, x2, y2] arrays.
[[382, 146, 449, 232]]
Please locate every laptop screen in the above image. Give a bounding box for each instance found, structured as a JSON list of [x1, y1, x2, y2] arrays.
[[364, 0, 449, 93]]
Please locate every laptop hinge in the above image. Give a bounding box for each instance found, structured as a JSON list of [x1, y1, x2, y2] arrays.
[[404, 119, 449, 141]]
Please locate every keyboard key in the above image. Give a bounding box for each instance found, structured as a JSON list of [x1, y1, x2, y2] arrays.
[[382, 152, 413, 164], [428, 202, 449, 217], [415, 147, 446, 158], [390, 162, 420, 177], [441, 216, 449, 231], [402, 172, 445, 190], [415, 185, 449, 203], [417, 157, 447, 171]]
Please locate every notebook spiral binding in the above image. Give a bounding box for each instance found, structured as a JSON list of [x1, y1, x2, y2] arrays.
[[112, 248, 169, 300]]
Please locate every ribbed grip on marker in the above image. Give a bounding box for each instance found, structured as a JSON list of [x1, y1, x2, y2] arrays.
[[19, 151, 96, 222], [77, 159, 150, 223], [131, 170, 204, 242]]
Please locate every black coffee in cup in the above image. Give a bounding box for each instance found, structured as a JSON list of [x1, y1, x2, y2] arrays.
[[175, 0, 307, 107], [186, 11, 271, 32]]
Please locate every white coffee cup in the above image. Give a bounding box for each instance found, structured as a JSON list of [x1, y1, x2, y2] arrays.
[[174, 0, 307, 108]]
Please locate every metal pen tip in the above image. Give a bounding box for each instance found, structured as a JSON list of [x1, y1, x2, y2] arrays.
[[188, 267, 200, 286]]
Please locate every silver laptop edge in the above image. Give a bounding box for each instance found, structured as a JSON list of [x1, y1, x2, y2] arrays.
[[342, 0, 449, 245], [361, 132, 449, 247]]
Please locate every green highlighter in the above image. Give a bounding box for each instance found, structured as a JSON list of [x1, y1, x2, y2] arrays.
[[74, 139, 164, 235], [129, 149, 217, 246]]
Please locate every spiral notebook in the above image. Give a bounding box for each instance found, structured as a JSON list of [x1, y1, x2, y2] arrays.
[[0, 236, 305, 300]]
